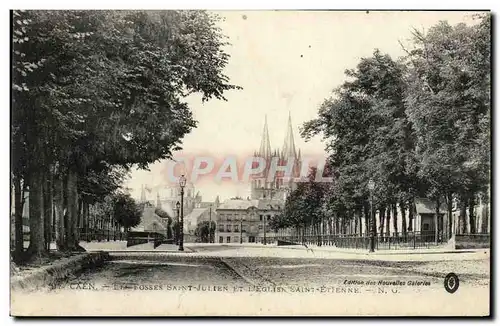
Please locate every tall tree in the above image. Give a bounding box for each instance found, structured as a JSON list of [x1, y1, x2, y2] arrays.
[[12, 10, 241, 259]]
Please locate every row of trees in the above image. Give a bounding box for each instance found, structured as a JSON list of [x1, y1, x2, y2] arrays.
[[11, 10, 238, 262], [82, 191, 143, 241], [271, 15, 490, 241], [194, 221, 216, 243]]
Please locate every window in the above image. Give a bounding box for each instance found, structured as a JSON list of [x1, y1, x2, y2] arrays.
[[242, 224, 247, 233], [258, 224, 263, 230], [226, 225, 232, 232], [227, 215, 232, 221], [219, 236, 223, 243], [218, 224, 224, 232], [259, 215, 263, 221], [249, 236, 255, 243], [234, 224, 239, 232], [234, 236, 239, 243], [227, 236, 231, 243]]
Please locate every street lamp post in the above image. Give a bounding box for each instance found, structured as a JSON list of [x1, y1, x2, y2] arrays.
[[178, 175, 187, 251], [240, 215, 243, 244], [368, 179, 375, 253], [263, 214, 267, 245], [176, 201, 180, 245], [209, 205, 212, 243]]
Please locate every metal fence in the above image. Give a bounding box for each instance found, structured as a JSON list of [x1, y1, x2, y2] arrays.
[[455, 233, 490, 249], [79, 228, 126, 242], [264, 231, 449, 250]]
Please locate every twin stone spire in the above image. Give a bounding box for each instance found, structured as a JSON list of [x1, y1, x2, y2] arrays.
[[257, 112, 300, 160]]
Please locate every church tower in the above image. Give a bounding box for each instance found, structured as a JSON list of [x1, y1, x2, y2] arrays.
[[156, 192, 162, 209], [251, 116, 274, 200], [279, 112, 301, 193], [250, 114, 301, 200]]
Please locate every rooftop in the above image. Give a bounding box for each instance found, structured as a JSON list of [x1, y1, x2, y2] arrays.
[[218, 199, 260, 210]]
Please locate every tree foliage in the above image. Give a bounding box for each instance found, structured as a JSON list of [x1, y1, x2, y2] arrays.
[[113, 193, 142, 229], [281, 15, 490, 239], [11, 10, 240, 259], [194, 221, 216, 243]]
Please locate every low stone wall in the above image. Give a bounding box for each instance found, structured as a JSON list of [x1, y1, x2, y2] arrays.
[[455, 234, 490, 249], [11, 251, 110, 292]]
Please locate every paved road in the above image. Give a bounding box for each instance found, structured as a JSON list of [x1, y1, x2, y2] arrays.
[[52, 255, 248, 292], [14, 247, 490, 316], [47, 245, 489, 295]]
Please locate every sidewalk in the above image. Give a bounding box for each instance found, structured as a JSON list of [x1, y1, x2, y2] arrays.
[[79, 241, 194, 253], [79, 241, 489, 262]]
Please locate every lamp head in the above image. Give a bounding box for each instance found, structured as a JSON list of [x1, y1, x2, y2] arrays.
[[176, 201, 181, 209], [179, 174, 187, 188]]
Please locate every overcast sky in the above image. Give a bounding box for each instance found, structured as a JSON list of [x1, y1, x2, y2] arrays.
[[127, 10, 477, 202]]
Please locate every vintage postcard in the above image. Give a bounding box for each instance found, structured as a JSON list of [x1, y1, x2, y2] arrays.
[[10, 9, 491, 316]]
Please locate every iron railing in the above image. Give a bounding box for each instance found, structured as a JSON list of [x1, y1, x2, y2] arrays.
[[263, 231, 450, 250]]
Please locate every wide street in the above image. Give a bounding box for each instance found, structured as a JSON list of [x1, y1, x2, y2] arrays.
[[11, 243, 490, 316], [51, 243, 489, 294]]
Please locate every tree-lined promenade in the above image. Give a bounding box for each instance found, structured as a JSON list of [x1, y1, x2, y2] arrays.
[[270, 15, 491, 244], [11, 10, 239, 262]]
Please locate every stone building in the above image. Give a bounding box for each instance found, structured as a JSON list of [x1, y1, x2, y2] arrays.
[[214, 114, 302, 243], [131, 203, 170, 235], [215, 197, 284, 244], [184, 201, 218, 235], [139, 182, 216, 219]]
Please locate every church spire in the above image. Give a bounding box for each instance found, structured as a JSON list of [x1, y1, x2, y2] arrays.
[[282, 112, 297, 159], [156, 191, 161, 209], [259, 115, 272, 158]]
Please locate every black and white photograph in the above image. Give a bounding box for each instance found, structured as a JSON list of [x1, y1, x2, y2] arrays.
[[9, 9, 491, 316]]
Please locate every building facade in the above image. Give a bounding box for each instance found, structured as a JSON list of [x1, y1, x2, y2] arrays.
[[215, 198, 283, 243], [139, 182, 218, 219], [214, 114, 303, 243], [184, 204, 218, 235]]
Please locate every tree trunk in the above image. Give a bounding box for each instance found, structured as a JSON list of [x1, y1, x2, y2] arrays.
[[363, 201, 370, 236], [354, 210, 359, 236], [66, 169, 78, 250], [434, 197, 440, 245], [385, 206, 391, 238], [53, 173, 65, 250], [459, 198, 467, 234], [27, 170, 46, 258], [78, 198, 83, 234], [480, 195, 489, 234], [82, 202, 89, 242], [379, 206, 386, 241], [43, 168, 53, 251], [357, 209, 363, 236], [13, 177, 25, 259], [392, 204, 398, 236], [446, 192, 453, 239], [469, 196, 476, 234], [408, 198, 414, 232], [400, 201, 407, 239]]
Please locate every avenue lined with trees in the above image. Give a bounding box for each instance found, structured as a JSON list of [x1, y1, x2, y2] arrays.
[[11, 10, 239, 262], [270, 15, 491, 246]]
